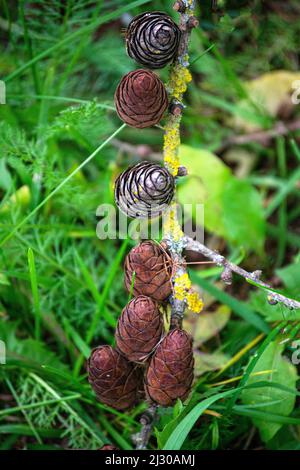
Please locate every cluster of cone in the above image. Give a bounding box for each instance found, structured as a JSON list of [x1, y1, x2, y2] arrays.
[[114, 11, 181, 128], [88, 10, 194, 412], [88, 240, 194, 409]]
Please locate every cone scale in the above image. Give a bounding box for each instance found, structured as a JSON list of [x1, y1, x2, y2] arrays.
[[145, 329, 194, 406], [124, 240, 173, 302], [114, 69, 168, 128], [126, 11, 181, 69], [115, 295, 164, 363], [114, 161, 175, 219]]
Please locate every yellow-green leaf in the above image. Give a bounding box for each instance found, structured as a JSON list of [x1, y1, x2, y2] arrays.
[[178, 144, 231, 237], [241, 341, 298, 442]]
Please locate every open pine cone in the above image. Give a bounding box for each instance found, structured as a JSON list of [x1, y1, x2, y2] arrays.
[[145, 329, 194, 406], [124, 240, 173, 302], [115, 295, 164, 362], [114, 161, 175, 218], [126, 11, 181, 69], [88, 345, 140, 410], [114, 69, 168, 128]]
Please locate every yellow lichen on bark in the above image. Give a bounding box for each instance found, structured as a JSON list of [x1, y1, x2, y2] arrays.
[[186, 291, 204, 314], [168, 64, 192, 100], [163, 203, 184, 241], [163, 64, 192, 176], [163, 4, 204, 317], [174, 273, 192, 300], [173, 272, 204, 314], [163, 118, 181, 176]]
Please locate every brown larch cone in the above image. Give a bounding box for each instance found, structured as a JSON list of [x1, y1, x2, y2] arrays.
[[115, 295, 164, 362], [114, 69, 168, 128], [145, 329, 194, 406], [88, 345, 140, 410], [99, 444, 118, 450], [124, 240, 173, 302]]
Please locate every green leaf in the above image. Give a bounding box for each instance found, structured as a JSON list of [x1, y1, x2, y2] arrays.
[[155, 401, 184, 450], [241, 341, 298, 442], [178, 145, 265, 251], [178, 144, 231, 237], [222, 179, 266, 252]]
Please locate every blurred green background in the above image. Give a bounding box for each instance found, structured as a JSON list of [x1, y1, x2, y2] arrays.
[[0, 0, 300, 450]]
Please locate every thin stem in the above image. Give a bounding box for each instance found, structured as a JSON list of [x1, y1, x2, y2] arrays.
[[133, 405, 158, 450], [135, 0, 197, 450], [162, 0, 197, 328], [8, 94, 115, 110], [184, 236, 300, 310]]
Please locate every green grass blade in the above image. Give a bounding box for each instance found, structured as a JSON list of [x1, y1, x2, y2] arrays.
[[4, 0, 151, 83], [72, 238, 130, 375], [163, 388, 239, 450], [190, 44, 215, 65], [290, 138, 300, 163], [232, 406, 300, 425], [17, 233, 86, 288], [196, 29, 248, 99], [243, 380, 300, 397], [20, 0, 41, 95], [198, 91, 271, 129], [62, 317, 90, 359], [75, 251, 116, 328], [0, 435, 18, 450], [0, 424, 63, 438], [27, 247, 42, 340], [127, 270, 136, 302], [98, 415, 133, 450], [265, 167, 300, 218], [267, 224, 300, 249], [85, 238, 129, 345]]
